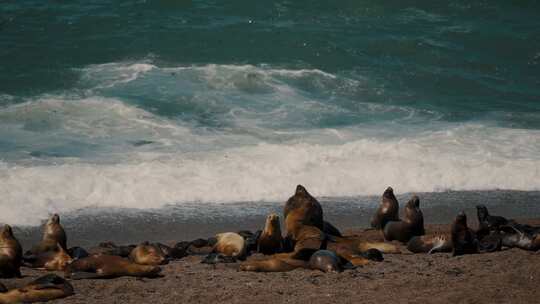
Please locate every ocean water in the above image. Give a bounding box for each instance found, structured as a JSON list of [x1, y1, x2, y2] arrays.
[[1, 1, 540, 227]]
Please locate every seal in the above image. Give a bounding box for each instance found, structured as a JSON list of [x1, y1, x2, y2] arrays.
[[23, 243, 73, 271], [0, 274, 74, 303], [88, 242, 136, 257], [476, 205, 511, 239], [284, 185, 324, 239], [499, 223, 540, 251], [370, 187, 399, 229], [451, 211, 478, 256], [407, 235, 452, 254], [308, 250, 343, 273], [129, 242, 168, 265], [257, 213, 283, 255], [213, 232, 247, 259], [29, 214, 67, 254], [0, 225, 22, 278], [383, 195, 425, 242], [65, 255, 162, 279], [67, 246, 89, 260]]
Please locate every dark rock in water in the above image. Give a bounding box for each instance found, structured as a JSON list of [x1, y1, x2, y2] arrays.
[[201, 253, 237, 264], [361, 249, 384, 262], [68, 247, 89, 259]]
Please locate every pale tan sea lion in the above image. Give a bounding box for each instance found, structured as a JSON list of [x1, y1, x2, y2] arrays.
[[65, 255, 161, 279], [213, 232, 246, 258]]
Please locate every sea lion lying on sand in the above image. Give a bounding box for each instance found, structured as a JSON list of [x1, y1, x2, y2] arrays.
[[129, 242, 168, 265], [407, 235, 453, 254], [88, 242, 136, 257], [371, 187, 399, 229], [0, 225, 22, 278], [0, 274, 74, 303], [499, 223, 540, 251], [65, 255, 162, 279], [23, 243, 73, 271]]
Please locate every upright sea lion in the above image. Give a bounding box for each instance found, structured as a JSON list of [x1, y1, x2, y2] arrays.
[[213, 232, 246, 259], [451, 211, 478, 256], [129, 242, 168, 265], [0, 225, 22, 278], [257, 213, 283, 255], [0, 274, 74, 303], [29, 214, 67, 254], [284, 185, 324, 239], [476, 205, 511, 239], [370, 187, 399, 229], [23, 243, 73, 271], [407, 235, 453, 254], [383, 195, 425, 242], [65, 255, 162, 279]]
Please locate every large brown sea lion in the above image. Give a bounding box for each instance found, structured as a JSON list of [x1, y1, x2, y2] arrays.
[[0, 274, 74, 303], [383, 195, 425, 242], [29, 214, 67, 254], [65, 255, 162, 279], [257, 213, 283, 255], [23, 243, 73, 271], [370, 187, 399, 229], [0, 225, 22, 278], [129, 242, 168, 265], [284, 185, 323, 239], [407, 235, 453, 254]]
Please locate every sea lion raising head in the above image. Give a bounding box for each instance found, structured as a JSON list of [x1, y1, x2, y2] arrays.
[[24, 243, 73, 271], [283, 185, 324, 240], [65, 255, 162, 279], [451, 211, 478, 256], [0, 274, 74, 303], [0, 224, 22, 278], [257, 213, 283, 255], [29, 214, 67, 255], [129, 242, 168, 265], [370, 187, 399, 229], [383, 195, 425, 243]]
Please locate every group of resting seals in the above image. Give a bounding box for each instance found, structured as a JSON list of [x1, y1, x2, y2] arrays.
[[1, 185, 540, 302]]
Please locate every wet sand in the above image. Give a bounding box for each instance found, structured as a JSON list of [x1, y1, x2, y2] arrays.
[[4, 220, 540, 304]]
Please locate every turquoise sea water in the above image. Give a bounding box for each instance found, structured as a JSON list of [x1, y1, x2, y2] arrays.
[[1, 1, 539, 226]]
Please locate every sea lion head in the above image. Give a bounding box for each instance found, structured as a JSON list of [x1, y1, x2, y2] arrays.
[[47, 214, 60, 225], [295, 184, 308, 196], [129, 243, 167, 265], [46, 244, 73, 271], [265, 213, 280, 230], [383, 186, 394, 197], [0, 224, 14, 240], [455, 211, 467, 226], [309, 250, 342, 273], [476, 205, 489, 221], [406, 195, 420, 210]]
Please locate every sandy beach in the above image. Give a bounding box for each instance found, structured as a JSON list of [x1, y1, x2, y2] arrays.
[[3, 219, 540, 304]]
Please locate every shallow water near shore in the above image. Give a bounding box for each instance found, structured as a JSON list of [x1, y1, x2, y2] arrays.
[[14, 190, 540, 249]]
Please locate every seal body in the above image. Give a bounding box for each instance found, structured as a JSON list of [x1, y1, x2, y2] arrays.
[[213, 232, 246, 258], [284, 185, 324, 241], [370, 187, 399, 229], [0, 274, 74, 303], [308, 250, 342, 273], [257, 213, 283, 255], [407, 235, 452, 254], [129, 242, 168, 265], [383, 196, 425, 242], [65, 255, 161, 279], [30, 214, 67, 254], [24, 243, 73, 271], [0, 225, 22, 278], [476, 205, 511, 239], [500, 223, 540, 251], [451, 212, 478, 256]]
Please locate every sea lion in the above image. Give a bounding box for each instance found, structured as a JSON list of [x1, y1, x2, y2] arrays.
[[23, 243, 73, 271], [67, 247, 89, 260], [201, 253, 237, 264], [383, 195, 425, 242], [407, 235, 453, 254], [0, 225, 22, 278], [476, 205, 511, 239], [129, 242, 168, 265], [499, 223, 540, 251], [213, 232, 246, 259], [239, 256, 309, 272], [451, 211, 478, 256], [284, 185, 324, 239], [30, 214, 67, 254], [155, 242, 187, 260], [0, 274, 74, 303], [308, 250, 343, 273], [88, 242, 136, 257], [257, 213, 283, 255], [370, 187, 399, 229], [65, 255, 162, 279]]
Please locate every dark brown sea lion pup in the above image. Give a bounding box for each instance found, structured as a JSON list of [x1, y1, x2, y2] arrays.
[[0, 225, 22, 278], [451, 211, 478, 256], [65, 255, 162, 279], [29, 214, 67, 254], [23, 243, 73, 271], [383, 195, 425, 242], [407, 235, 452, 254], [370, 187, 399, 229], [476, 205, 511, 239], [257, 213, 283, 255], [0, 274, 74, 303], [129, 242, 168, 265]]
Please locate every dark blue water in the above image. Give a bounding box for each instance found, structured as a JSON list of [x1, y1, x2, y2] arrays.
[[1, 1, 539, 226]]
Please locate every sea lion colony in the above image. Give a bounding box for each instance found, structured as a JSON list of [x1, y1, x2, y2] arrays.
[[0, 185, 538, 303]]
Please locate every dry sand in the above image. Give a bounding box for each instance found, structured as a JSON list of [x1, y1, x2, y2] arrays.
[[3, 220, 540, 304]]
